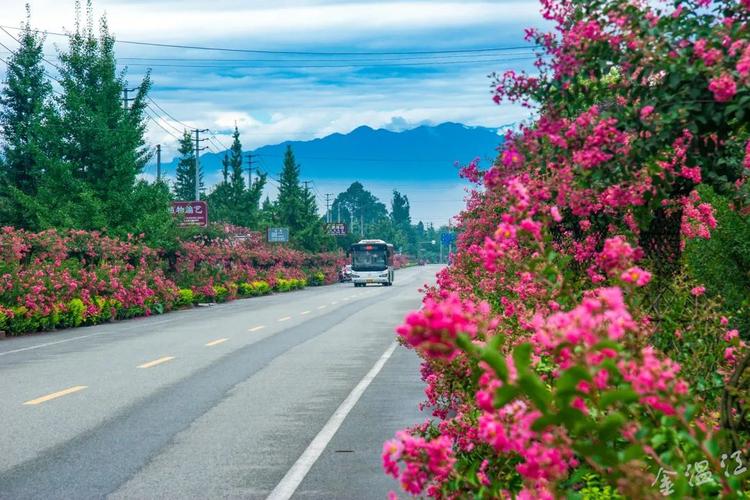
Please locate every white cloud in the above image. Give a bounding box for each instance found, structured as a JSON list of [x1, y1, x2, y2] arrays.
[[3, 1, 540, 46]]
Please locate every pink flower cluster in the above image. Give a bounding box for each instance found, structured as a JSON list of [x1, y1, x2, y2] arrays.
[[397, 293, 494, 360], [383, 432, 456, 496]]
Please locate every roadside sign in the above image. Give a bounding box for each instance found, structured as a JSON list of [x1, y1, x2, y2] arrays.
[[267, 227, 290, 243], [325, 222, 348, 236], [171, 201, 208, 227], [440, 232, 455, 246]]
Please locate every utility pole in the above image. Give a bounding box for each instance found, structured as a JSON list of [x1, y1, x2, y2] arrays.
[[122, 86, 138, 110], [324, 193, 333, 223], [156, 144, 161, 182], [245, 152, 253, 188], [193, 128, 209, 201]]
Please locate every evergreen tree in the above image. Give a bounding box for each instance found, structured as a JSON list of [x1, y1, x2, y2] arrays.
[[221, 153, 230, 184], [206, 127, 267, 228], [228, 126, 244, 201], [275, 145, 306, 230], [273, 145, 331, 251], [245, 170, 267, 228], [55, 1, 153, 228], [174, 130, 202, 200], [0, 8, 54, 228]]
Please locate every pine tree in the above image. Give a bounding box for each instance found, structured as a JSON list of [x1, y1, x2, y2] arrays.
[[174, 131, 201, 201], [275, 145, 305, 231], [221, 153, 230, 184], [0, 8, 53, 228], [228, 126, 244, 201]]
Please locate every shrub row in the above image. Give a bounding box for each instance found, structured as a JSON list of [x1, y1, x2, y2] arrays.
[[0, 227, 344, 336]]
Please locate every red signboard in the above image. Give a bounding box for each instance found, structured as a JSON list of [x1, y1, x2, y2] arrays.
[[171, 201, 208, 227]]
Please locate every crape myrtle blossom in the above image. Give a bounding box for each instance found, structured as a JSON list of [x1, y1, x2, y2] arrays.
[[385, 0, 750, 496]]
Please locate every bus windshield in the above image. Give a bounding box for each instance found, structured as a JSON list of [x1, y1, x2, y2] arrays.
[[352, 248, 388, 271]]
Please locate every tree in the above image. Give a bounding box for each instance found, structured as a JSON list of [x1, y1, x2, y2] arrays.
[[331, 182, 388, 239], [0, 7, 54, 228], [272, 145, 331, 251], [228, 126, 244, 202], [55, 0, 153, 229], [207, 127, 266, 228], [174, 130, 201, 201], [275, 145, 306, 230], [391, 190, 411, 229]]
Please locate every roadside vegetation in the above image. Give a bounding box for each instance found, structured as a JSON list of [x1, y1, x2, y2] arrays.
[[384, 0, 750, 497], [0, 2, 444, 336], [0, 226, 342, 335]]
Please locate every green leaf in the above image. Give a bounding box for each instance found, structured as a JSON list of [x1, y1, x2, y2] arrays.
[[518, 373, 552, 412], [622, 443, 645, 462], [512, 343, 533, 374], [555, 365, 592, 394], [455, 333, 477, 355], [597, 412, 626, 441], [531, 413, 559, 432], [600, 388, 639, 407], [494, 384, 520, 408], [481, 347, 509, 383]]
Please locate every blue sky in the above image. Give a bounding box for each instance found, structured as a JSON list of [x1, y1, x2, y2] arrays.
[[0, 0, 543, 227]]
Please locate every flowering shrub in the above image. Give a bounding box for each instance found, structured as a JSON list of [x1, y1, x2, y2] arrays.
[[385, 0, 750, 497], [0, 227, 344, 335]]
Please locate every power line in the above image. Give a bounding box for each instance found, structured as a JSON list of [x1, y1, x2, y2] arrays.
[[146, 95, 194, 130], [0, 26, 64, 73], [0, 25, 538, 56], [144, 110, 182, 140], [111, 56, 536, 69], [145, 105, 184, 134]]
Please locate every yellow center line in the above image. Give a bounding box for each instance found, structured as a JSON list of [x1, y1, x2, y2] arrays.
[[300, 310, 311, 315], [278, 316, 292, 322], [317, 305, 327, 310], [138, 356, 175, 369], [205, 338, 228, 347], [23, 385, 88, 406], [248, 325, 265, 332]]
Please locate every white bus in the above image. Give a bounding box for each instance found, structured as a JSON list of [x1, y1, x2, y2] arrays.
[[349, 239, 395, 287]]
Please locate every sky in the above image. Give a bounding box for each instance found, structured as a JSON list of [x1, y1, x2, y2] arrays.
[[0, 0, 543, 227]]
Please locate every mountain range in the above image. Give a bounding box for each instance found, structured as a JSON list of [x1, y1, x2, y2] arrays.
[[147, 122, 505, 185]]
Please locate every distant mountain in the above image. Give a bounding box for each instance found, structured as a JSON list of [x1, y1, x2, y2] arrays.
[[151, 122, 504, 185]]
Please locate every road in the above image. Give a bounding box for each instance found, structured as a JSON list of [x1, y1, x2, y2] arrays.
[[0, 265, 439, 499]]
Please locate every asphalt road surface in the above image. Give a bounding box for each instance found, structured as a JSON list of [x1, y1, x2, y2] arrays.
[[0, 265, 440, 499]]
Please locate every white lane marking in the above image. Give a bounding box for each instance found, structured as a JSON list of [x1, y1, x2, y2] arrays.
[[317, 305, 327, 310], [0, 318, 175, 357], [278, 316, 292, 322], [249, 325, 265, 332], [300, 311, 311, 315], [267, 341, 398, 500]]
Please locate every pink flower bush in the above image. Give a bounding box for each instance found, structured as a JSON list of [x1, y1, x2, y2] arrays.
[[0, 227, 344, 335], [708, 74, 737, 102], [383, 0, 750, 496]]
